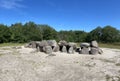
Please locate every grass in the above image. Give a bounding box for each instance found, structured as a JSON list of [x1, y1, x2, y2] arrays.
[[99, 43, 120, 49], [0, 43, 25, 47], [0, 54, 4, 57]]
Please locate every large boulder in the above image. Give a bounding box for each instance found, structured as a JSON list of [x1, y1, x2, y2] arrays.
[[90, 47, 99, 55], [61, 46, 67, 53], [39, 40, 48, 47], [68, 46, 74, 54], [53, 45, 59, 52], [68, 42, 77, 49], [58, 40, 68, 46], [90, 47, 103, 55], [25, 41, 37, 48], [37, 40, 48, 52], [80, 47, 89, 54], [47, 40, 57, 47], [80, 43, 90, 48], [44, 46, 53, 54], [91, 40, 98, 47]]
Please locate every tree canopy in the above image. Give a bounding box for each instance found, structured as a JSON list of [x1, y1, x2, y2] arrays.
[[0, 22, 120, 43]]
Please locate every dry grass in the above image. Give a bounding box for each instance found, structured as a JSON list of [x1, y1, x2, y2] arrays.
[[99, 43, 120, 49], [0, 43, 24, 47]]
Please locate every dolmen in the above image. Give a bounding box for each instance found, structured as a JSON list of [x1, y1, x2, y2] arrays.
[[90, 41, 103, 55], [58, 40, 77, 54], [25, 40, 103, 55], [80, 40, 103, 55]]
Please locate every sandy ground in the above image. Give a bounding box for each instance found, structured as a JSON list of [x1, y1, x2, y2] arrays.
[[0, 46, 120, 81]]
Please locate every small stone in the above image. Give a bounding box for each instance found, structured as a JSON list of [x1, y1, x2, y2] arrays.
[[98, 48, 103, 54]]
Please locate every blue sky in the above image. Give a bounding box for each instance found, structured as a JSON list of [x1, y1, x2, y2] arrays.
[[0, 0, 120, 32]]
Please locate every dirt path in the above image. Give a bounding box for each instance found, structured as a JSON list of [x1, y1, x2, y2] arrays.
[[0, 46, 120, 81]]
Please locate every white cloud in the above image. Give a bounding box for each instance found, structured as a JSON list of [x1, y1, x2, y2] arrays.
[[0, 0, 25, 9]]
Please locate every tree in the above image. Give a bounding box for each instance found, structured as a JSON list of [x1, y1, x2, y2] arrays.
[[58, 30, 87, 42], [23, 22, 42, 42], [0, 24, 11, 43], [38, 25, 58, 40], [101, 26, 120, 43], [10, 23, 26, 43], [74, 30, 87, 42], [86, 26, 102, 42]]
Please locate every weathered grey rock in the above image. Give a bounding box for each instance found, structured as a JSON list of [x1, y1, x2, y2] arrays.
[[68, 42, 77, 50], [58, 40, 68, 46], [36, 46, 40, 52], [90, 47, 99, 55], [30, 41, 37, 48], [44, 46, 53, 54], [98, 48, 103, 54], [24, 44, 29, 48], [91, 40, 98, 47], [39, 40, 48, 47], [25, 41, 37, 48], [62, 46, 67, 53], [80, 43, 90, 48], [36, 41, 48, 52], [76, 47, 80, 52], [47, 40, 57, 47], [68, 46, 74, 54], [80, 47, 89, 54], [53, 45, 59, 52], [90, 47, 103, 55]]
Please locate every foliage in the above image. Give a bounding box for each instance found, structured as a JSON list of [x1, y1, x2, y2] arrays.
[[86, 26, 120, 43], [38, 25, 58, 40], [0, 22, 120, 43], [86, 26, 102, 42], [101, 26, 120, 43], [0, 24, 11, 43]]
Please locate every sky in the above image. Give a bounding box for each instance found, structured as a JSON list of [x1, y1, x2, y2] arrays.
[[0, 0, 120, 32]]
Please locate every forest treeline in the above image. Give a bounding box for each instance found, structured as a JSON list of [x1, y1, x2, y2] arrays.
[[0, 21, 120, 43]]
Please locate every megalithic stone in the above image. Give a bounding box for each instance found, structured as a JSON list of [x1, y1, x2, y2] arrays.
[[47, 40, 57, 47], [62, 46, 67, 53], [91, 40, 98, 47], [80, 43, 90, 48], [53, 45, 59, 52], [44, 46, 53, 54], [68, 46, 74, 54], [90, 47, 99, 55], [80, 47, 89, 54]]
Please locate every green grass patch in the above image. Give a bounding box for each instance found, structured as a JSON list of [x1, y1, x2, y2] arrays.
[[99, 43, 120, 49], [0, 54, 4, 57], [0, 43, 25, 47]]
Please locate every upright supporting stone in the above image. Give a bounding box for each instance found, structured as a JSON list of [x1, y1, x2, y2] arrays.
[[80, 47, 89, 54], [90, 47, 99, 55], [53, 45, 59, 52], [62, 46, 67, 53], [68, 46, 74, 54], [45, 46, 53, 54]]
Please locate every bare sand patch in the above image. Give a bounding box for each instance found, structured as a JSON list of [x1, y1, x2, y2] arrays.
[[0, 46, 120, 81]]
